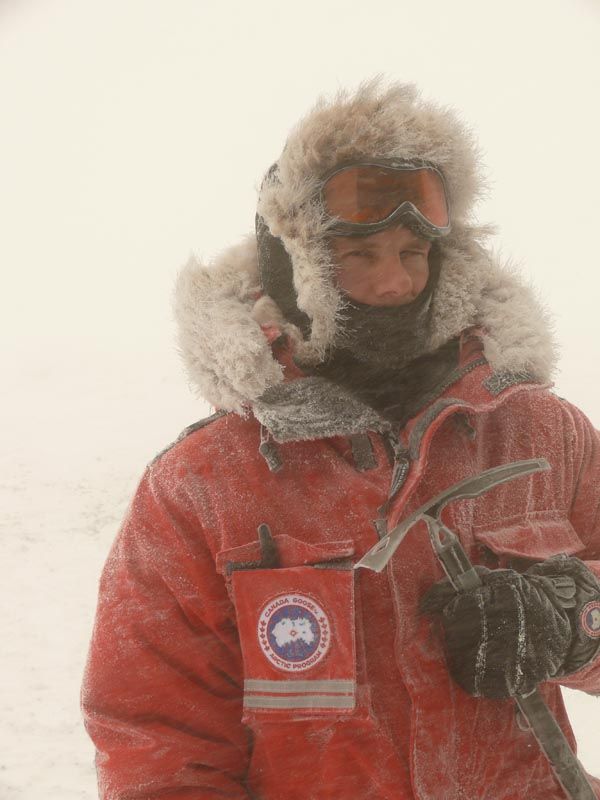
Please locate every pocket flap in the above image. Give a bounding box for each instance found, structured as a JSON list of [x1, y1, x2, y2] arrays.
[[216, 534, 356, 575], [473, 513, 585, 561]]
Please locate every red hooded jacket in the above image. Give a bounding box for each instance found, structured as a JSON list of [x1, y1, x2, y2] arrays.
[[82, 329, 600, 800]]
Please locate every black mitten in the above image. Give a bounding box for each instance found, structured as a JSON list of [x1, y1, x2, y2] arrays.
[[527, 555, 600, 674], [420, 555, 600, 700]]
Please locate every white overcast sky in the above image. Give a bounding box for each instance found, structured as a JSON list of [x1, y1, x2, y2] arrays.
[[1, 0, 599, 417]]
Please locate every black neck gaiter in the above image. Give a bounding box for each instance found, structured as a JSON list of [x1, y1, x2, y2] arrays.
[[298, 248, 461, 425], [337, 289, 434, 369]]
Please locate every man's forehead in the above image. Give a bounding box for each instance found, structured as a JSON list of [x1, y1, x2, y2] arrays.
[[333, 228, 428, 247]]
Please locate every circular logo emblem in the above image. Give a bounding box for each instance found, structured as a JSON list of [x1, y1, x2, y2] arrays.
[[580, 600, 600, 639], [258, 593, 330, 672]]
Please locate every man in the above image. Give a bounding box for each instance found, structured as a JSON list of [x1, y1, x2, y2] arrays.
[[82, 80, 600, 799]]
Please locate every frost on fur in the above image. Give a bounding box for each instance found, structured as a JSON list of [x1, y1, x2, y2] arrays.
[[172, 238, 284, 413], [478, 258, 558, 381], [173, 232, 556, 413], [173, 81, 556, 412], [257, 78, 487, 360]]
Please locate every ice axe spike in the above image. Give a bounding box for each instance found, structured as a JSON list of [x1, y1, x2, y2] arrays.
[[355, 458, 596, 800]]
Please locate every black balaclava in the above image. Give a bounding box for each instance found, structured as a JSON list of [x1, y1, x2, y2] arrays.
[[302, 243, 460, 425], [257, 217, 460, 426], [334, 242, 442, 369]]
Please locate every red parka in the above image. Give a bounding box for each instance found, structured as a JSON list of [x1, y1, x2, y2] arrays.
[[83, 81, 600, 799], [82, 326, 600, 800]]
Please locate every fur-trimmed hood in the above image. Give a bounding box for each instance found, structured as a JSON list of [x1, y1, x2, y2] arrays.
[[173, 235, 556, 424], [173, 80, 557, 439], [256, 78, 487, 365]]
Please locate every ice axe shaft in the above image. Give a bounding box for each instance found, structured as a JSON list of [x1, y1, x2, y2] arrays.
[[424, 515, 595, 800], [355, 459, 596, 800]]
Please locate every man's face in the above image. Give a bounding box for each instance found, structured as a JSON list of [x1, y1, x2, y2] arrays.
[[330, 224, 431, 307]]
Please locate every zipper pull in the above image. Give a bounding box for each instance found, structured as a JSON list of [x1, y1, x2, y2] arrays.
[[259, 425, 283, 472]]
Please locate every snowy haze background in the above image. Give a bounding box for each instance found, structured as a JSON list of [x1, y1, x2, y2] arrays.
[[1, 1, 599, 797]]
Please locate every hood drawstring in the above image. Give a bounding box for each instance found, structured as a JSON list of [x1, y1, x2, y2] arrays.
[[350, 434, 377, 472], [259, 425, 283, 473]]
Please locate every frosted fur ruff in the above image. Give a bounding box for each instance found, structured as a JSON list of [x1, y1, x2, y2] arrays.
[[173, 80, 557, 423], [257, 79, 485, 365], [173, 235, 556, 417]]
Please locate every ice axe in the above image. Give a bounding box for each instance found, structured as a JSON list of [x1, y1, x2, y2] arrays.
[[355, 458, 596, 800]]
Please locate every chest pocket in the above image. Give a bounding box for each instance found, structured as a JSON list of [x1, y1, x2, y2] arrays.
[[472, 511, 586, 571], [217, 528, 357, 723]]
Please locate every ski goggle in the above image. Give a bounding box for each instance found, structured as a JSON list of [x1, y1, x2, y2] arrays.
[[320, 160, 451, 239]]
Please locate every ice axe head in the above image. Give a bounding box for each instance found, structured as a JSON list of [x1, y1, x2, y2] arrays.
[[355, 458, 550, 573]]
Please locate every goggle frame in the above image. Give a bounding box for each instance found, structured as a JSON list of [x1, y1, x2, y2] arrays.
[[319, 158, 451, 240]]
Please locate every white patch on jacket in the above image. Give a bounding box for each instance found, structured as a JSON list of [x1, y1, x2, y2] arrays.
[[272, 617, 315, 648]]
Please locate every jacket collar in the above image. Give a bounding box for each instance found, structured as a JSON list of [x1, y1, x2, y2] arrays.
[[252, 327, 538, 443]]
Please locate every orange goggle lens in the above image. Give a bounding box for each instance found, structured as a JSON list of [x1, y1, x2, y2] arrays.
[[323, 164, 449, 229]]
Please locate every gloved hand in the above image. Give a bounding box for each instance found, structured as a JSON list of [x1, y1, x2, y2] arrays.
[[420, 555, 600, 700]]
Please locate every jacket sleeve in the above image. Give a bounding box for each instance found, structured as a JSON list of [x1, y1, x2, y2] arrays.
[[81, 454, 252, 799], [555, 398, 600, 694]]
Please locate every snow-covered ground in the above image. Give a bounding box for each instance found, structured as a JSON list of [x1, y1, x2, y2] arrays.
[[1, 343, 205, 799], [1, 341, 599, 799]]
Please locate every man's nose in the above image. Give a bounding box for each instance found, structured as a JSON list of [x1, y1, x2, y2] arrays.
[[374, 255, 414, 299]]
